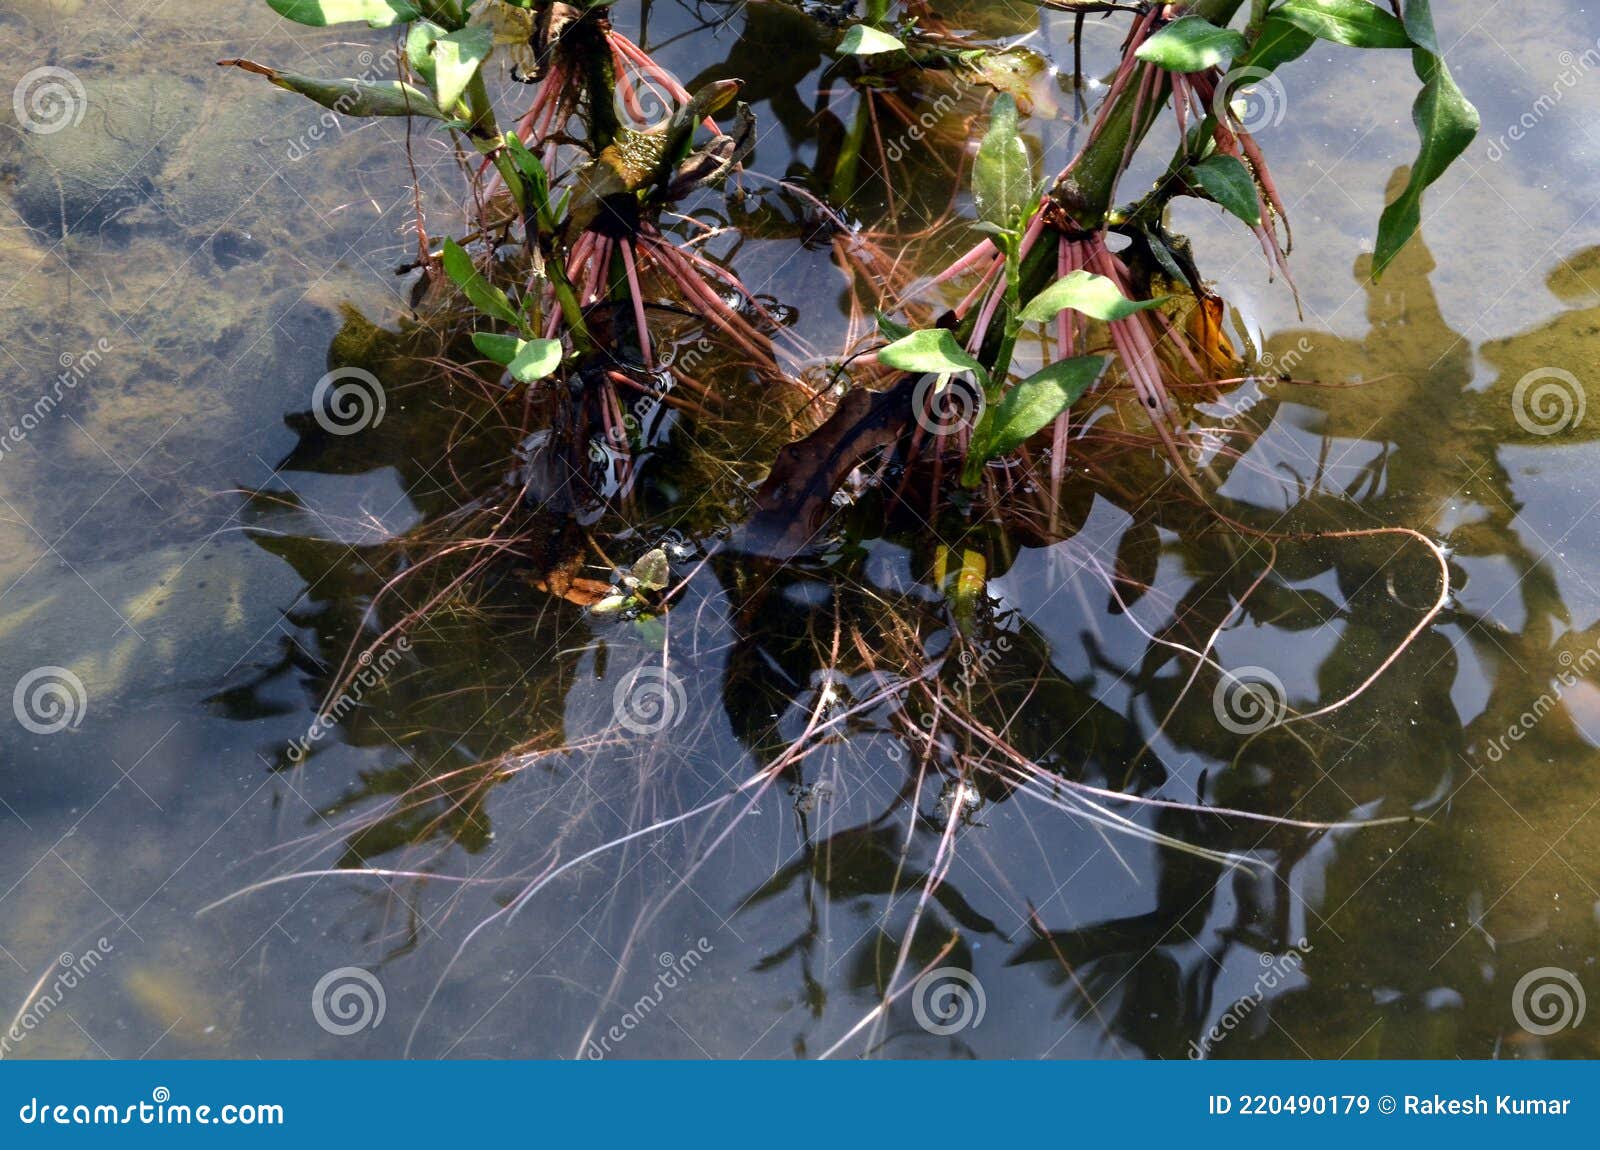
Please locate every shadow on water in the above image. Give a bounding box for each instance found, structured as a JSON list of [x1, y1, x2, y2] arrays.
[[3, 0, 1599, 1061], [205, 198, 1600, 1056]]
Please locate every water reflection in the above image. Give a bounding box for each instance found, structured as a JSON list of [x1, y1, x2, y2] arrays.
[[195, 204, 1599, 1059], [1, 0, 1598, 1061]]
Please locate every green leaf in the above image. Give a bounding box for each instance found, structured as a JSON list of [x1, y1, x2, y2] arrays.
[[471, 332, 523, 366], [441, 238, 522, 328], [624, 548, 670, 592], [1018, 271, 1168, 324], [267, 0, 420, 27], [632, 613, 668, 649], [1276, 0, 1412, 49], [1400, 0, 1439, 53], [972, 94, 1034, 234], [221, 59, 450, 119], [503, 134, 557, 226], [277, 77, 444, 119], [470, 332, 561, 381], [975, 357, 1105, 463], [1135, 15, 1248, 72], [878, 328, 985, 377], [505, 134, 549, 189], [431, 25, 494, 111], [1138, 225, 1194, 292], [1190, 154, 1262, 227], [507, 338, 563, 382], [875, 311, 912, 342], [1236, 15, 1318, 73], [405, 21, 446, 91], [1373, 45, 1479, 277], [836, 25, 907, 55]]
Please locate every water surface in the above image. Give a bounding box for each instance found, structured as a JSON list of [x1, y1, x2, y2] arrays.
[[1, 0, 1598, 1059]]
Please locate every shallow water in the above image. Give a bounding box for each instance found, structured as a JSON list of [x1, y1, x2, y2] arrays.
[[1, 0, 1598, 1059]]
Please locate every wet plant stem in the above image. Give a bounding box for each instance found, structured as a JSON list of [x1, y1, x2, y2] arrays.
[[461, 70, 527, 201], [1246, 0, 1270, 37], [418, 0, 466, 26], [459, 67, 594, 352], [549, 260, 594, 351], [989, 239, 1024, 386], [1055, 0, 1246, 224]]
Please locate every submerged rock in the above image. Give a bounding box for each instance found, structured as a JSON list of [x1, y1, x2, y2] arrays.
[[122, 962, 235, 1047], [158, 89, 298, 240], [0, 536, 300, 725], [5, 70, 195, 235]]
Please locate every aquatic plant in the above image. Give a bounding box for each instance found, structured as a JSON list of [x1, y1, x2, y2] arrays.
[[214, 0, 1485, 1055], [856, 0, 1479, 502], [228, 1, 1477, 512]]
